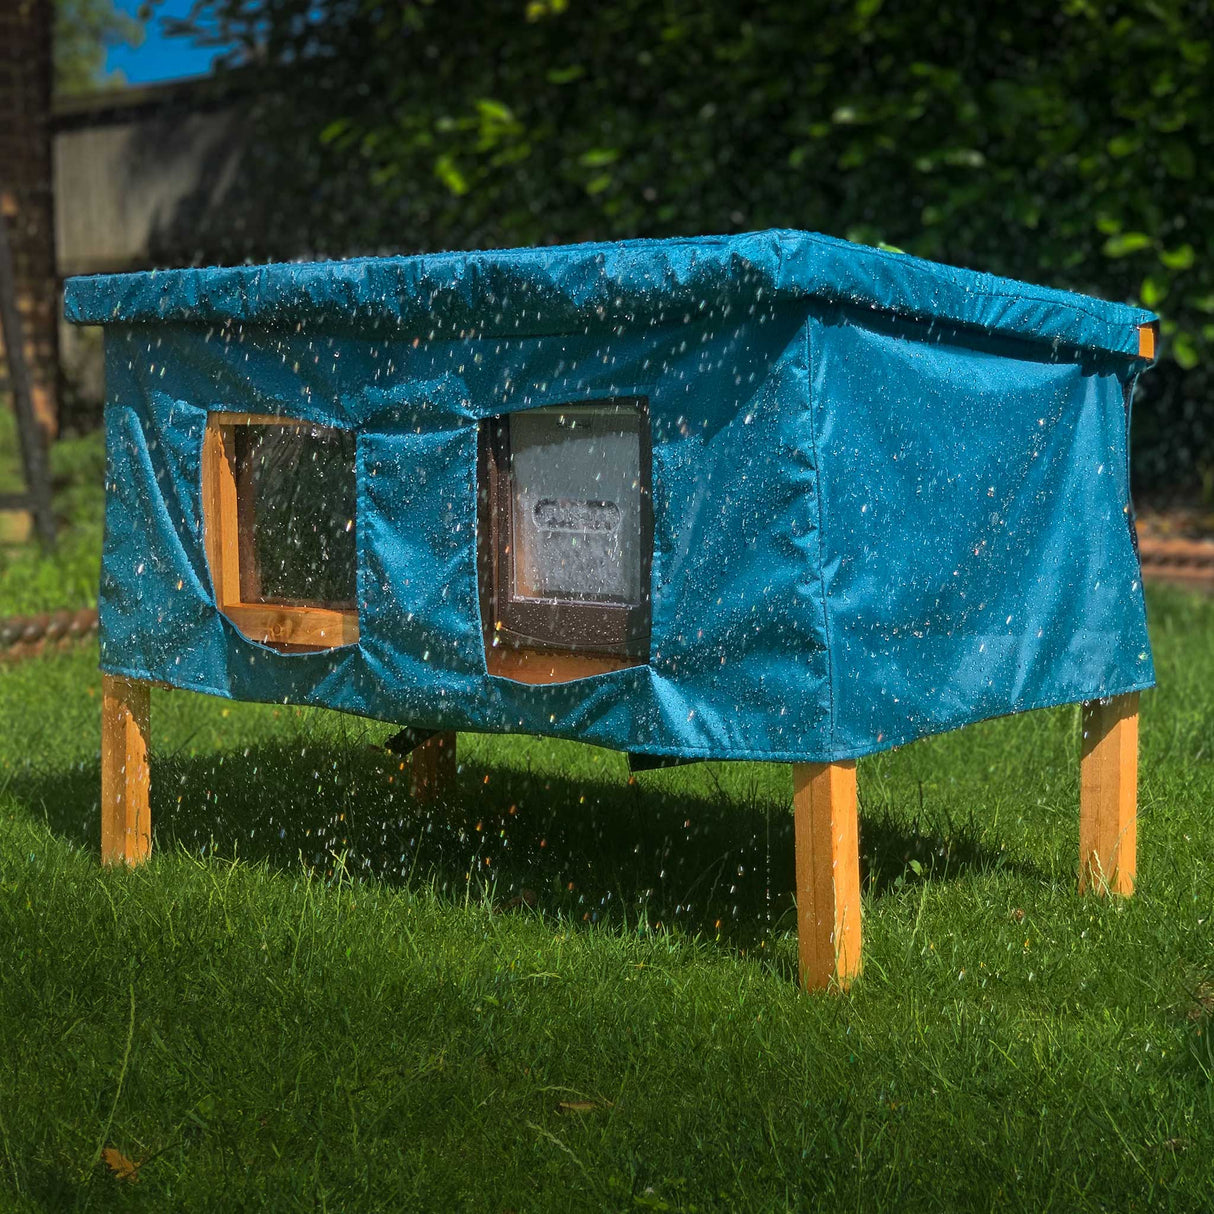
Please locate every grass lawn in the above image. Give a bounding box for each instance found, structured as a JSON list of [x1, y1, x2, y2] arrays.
[[0, 420, 104, 617], [1, 431, 1213, 1209]]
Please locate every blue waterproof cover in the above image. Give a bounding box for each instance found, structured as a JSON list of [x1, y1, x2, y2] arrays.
[[65, 230, 1156, 762]]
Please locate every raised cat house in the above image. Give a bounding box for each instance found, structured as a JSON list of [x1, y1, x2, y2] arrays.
[[65, 230, 1158, 990]]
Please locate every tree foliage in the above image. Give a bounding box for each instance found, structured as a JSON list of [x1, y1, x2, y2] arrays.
[[174, 0, 1214, 490], [54, 0, 145, 95]]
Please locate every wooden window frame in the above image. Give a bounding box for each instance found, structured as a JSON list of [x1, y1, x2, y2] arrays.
[[477, 398, 653, 684], [201, 412, 359, 651]]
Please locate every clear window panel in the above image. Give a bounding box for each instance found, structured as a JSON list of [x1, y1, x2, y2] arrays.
[[509, 404, 644, 605], [234, 423, 357, 607]]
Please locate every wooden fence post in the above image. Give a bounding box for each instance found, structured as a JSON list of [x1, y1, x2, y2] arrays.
[[0, 199, 56, 546], [1079, 693, 1138, 895], [793, 760, 862, 991], [101, 675, 151, 865]]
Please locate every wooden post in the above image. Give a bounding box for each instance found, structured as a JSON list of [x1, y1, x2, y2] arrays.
[[101, 675, 151, 865], [793, 760, 861, 991], [410, 731, 457, 804], [1079, 693, 1138, 895], [0, 197, 56, 547]]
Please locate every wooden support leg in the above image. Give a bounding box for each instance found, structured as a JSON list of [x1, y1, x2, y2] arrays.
[[1079, 693, 1138, 895], [793, 760, 861, 991], [101, 675, 151, 865], [410, 731, 457, 804]]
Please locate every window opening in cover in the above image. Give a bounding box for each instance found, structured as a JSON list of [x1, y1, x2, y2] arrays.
[[202, 413, 359, 652], [478, 398, 652, 683], [233, 423, 357, 608]]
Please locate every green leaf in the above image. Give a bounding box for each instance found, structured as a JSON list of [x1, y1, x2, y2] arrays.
[[1140, 276, 1167, 309], [845, 225, 883, 246], [1161, 142, 1196, 179], [1107, 133, 1140, 157], [434, 153, 468, 196], [584, 172, 613, 195], [579, 148, 620, 168], [1152, 111, 1188, 134], [525, 0, 567, 19], [370, 163, 401, 187], [545, 64, 585, 85], [489, 142, 532, 167], [1150, 70, 1176, 99], [1102, 232, 1152, 258], [1014, 200, 1041, 230], [1179, 39, 1210, 66], [475, 99, 514, 124], [1173, 331, 1200, 370], [1159, 244, 1195, 271], [942, 148, 985, 168], [319, 119, 350, 146]]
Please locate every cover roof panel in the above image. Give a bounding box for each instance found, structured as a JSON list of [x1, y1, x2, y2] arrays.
[[65, 229, 1153, 359]]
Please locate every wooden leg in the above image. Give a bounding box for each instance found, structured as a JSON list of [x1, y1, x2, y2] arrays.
[[1079, 693, 1138, 895], [101, 675, 151, 865], [793, 760, 862, 991], [410, 731, 457, 804]]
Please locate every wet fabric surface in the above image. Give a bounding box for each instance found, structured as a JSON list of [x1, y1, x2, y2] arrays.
[[67, 230, 1155, 762]]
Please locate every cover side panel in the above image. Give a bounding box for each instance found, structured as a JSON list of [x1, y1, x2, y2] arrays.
[[97, 306, 833, 762], [812, 306, 1154, 759]]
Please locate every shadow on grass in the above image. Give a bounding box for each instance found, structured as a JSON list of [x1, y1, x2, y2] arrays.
[[15, 738, 1035, 964]]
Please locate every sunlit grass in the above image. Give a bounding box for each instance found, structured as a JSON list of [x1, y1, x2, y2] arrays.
[[0, 422, 104, 616], [1, 582, 1212, 1210]]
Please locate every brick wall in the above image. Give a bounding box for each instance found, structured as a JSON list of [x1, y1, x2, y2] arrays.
[[0, 0, 59, 436]]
